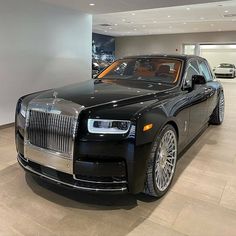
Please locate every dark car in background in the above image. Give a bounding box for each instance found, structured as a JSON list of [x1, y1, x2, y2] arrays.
[[16, 55, 224, 198]]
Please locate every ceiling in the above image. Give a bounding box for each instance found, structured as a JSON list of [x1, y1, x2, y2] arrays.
[[93, 0, 236, 36], [39, 0, 230, 14]]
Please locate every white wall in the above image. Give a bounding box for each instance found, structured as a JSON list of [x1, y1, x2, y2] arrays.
[[0, 0, 92, 126], [200, 45, 236, 68], [115, 31, 236, 58]]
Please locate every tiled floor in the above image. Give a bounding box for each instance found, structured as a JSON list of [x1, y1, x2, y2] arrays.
[[1, 79, 236, 236]]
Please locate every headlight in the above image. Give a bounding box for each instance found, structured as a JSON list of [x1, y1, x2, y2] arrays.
[[229, 69, 233, 72], [88, 119, 131, 134], [20, 103, 27, 118]]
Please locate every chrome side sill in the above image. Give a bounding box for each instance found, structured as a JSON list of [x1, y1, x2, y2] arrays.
[[17, 155, 128, 193]]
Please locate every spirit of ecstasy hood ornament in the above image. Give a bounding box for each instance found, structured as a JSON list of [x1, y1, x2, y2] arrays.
[[52, 91, 60, 105], [53, 91, 58, 99]]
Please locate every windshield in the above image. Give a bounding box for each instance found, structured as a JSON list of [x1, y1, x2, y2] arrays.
[[98, 58, 182, 85], [218, 63, 234, 68]]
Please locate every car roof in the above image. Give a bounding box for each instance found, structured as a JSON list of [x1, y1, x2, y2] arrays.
[[219, 63, 234, 65], [123, 54, 205, 62]]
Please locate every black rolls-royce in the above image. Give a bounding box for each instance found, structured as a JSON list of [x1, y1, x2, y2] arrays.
[[15, 55, 224, 198]]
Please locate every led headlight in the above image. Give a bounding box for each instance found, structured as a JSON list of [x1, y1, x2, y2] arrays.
[[88, 119, 131, 134], [20, 103, 27, 118]]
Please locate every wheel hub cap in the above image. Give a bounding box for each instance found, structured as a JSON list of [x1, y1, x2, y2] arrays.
[[160, 149, 168, 168]]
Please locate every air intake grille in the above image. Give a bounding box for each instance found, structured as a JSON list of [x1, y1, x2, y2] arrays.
[[27, 110, 76, 156]]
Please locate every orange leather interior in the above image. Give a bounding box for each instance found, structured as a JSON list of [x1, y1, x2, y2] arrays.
[[134, 66, 155, 77]]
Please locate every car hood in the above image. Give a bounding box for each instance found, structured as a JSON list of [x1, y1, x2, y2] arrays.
[[35, 79, 174, 108]]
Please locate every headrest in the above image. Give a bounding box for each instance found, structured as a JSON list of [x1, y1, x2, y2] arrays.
[[158, 65, 170, 74]]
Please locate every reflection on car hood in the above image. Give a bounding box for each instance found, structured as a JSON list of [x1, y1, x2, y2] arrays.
[[35, 79, 174, 108]]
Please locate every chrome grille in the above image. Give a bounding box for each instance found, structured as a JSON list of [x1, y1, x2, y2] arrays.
[[27, 110, 76, 156]]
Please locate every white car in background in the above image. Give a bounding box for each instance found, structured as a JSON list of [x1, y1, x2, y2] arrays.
[[213, 63, 236, 78]]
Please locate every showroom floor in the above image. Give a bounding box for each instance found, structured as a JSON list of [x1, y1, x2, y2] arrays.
[[0, 80, 236, 236]]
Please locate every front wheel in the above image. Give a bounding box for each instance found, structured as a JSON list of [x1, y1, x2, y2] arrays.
[[144, 125, 178, 198], [210, 91, 225, 125]]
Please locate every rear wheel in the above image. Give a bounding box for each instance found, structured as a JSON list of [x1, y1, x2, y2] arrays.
[[210, 91, 225, 125], [144, 125, 177, 197]]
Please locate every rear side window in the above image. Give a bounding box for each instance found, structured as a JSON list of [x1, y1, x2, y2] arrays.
[[198, 60, 213, 82]]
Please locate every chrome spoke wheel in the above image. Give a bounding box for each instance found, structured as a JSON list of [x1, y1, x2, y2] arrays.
[[155, 130, 177, 191], [219, 93, 225, 123]]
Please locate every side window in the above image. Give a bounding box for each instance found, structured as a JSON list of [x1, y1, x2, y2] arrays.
[[184, 59, 200, 87], [198, 60, 213, 82]]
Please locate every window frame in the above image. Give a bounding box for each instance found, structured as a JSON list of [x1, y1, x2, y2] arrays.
[[98, 57, 184, 86], [198, 59, 214, 82], [182, 58, 200, 90]]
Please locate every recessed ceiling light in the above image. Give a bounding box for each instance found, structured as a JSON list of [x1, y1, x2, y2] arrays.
[[122, 19, 126, 22], [104, 30, 107, 32], [109, 27, 113, 30], [131, 13, 136, 16], [186, 7, 190, 10], [200, 17, 205, 20], [153, 21, 157, 23], [167, 15, 171, 18], [211, 23, 214, 26], [224, 10, 229, 13], [89, 3, 95, 6], [183, 22, 187, 25], [114, 23, 118, 26], [130, 21, 134, 24], [142, 25, 146, 28], [134, 28, 137, 31], [218, 29, 222, 31]]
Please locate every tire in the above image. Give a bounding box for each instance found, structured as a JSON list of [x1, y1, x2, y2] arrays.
[[144, 124, 178, 198], [210, 91, 225, 125]]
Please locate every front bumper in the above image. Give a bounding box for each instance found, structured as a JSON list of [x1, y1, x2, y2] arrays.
[[16, 132, 152, 194], [215, 73, 234, 78], [18, 154, 128, 193]]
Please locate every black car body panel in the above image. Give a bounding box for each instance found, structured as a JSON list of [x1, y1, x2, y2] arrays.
[[15, 55, 223, 194]]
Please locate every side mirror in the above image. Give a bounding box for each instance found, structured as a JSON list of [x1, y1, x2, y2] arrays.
[[192, 75, 206, 87], [92, 73, 98, 79], [184, 75, 206, 92]]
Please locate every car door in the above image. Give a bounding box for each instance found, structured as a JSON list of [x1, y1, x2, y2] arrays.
[[198, 59, 218, 120], [184, 59, 209, 140]]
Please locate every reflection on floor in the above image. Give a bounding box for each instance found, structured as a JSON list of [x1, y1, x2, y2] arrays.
[[1, 80, 236, 236]]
